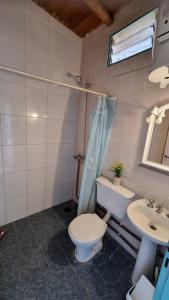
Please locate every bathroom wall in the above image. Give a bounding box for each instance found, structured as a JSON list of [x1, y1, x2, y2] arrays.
[[0, 0, 82, 225], [76, 0, 169, 252]]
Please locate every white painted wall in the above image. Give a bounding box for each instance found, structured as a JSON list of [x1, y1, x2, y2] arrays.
[[0, 0, 82, 225], [76, 1, 169, 254], [78, 6, 169, 209]]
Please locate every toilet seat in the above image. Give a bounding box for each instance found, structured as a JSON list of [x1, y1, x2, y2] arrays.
[[68, 213, 107, 243]]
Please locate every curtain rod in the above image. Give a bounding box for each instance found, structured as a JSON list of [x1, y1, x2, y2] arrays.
[[0, 65, 108, 97]]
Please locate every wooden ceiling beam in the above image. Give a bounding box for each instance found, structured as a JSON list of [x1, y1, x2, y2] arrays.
[[84, 0, 113, 25]]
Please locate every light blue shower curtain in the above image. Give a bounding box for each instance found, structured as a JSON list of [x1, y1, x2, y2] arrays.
[[153, 244, 169, 300], [77, 96, 116, 215]]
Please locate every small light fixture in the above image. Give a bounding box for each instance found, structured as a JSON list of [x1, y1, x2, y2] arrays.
[[146, 105, 166, 124], [146, 106, 158, 123], [148, 66, 169, 89], [155, 116, 163, 124]]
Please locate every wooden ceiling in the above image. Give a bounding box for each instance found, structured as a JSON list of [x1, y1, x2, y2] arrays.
[[32, 0, 133, 37]]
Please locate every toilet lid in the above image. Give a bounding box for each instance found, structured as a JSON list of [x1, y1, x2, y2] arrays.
[[68, 213, 107, 242]]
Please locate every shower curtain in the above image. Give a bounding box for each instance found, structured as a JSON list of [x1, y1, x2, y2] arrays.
[[152, 244, 169, 300], [77, 96, 116, 215]]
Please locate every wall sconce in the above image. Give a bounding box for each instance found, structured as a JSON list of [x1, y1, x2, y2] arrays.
[[146, 105, 168, 125]]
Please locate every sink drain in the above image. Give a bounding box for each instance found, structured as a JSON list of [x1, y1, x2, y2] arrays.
[[149, 224, 157, 230]]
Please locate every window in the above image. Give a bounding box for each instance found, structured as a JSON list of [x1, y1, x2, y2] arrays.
[[107, 9, 157, 66]]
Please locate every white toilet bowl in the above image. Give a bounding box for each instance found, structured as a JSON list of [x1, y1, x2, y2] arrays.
[[68, 176, 135, 263], [68, 213, 107, 263]]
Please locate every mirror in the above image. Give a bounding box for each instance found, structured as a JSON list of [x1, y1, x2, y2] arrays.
[[141, 103, 169, 175]]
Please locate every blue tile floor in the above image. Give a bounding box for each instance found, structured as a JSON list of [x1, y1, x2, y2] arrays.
[[0, 200, 135, 299]]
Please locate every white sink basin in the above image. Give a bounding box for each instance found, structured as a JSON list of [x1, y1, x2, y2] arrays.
[[128, 199, 169, 245], [127, 199, 169, 284]]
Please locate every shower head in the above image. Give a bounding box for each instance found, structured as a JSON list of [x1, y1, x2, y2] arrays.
[[67, 72, 91, 89]]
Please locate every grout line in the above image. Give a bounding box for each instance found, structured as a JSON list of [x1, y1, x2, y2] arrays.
[[45, 13, 50, 210], [0, 115, 6, 224], [2, 143, 43, 146], [0, 113, 77, 122], [24, 2, 28, 217], [4, 167, 46, 176], [0, 75, 77, 98], [1, 142, 76, 146]]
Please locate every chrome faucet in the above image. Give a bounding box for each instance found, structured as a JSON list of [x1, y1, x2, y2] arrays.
[[156, 204, 163, 214]]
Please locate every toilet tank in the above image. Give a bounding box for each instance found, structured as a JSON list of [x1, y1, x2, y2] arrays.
[[96, 177, 135, 219]]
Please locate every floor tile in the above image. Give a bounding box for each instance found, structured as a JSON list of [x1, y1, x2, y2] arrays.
[[0, 200, 134, 299]]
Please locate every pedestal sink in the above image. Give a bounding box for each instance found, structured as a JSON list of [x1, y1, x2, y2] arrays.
[[127, 199, 169, 284]]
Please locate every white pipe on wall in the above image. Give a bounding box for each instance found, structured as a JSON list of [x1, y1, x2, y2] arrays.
[[0, 65, 108, 97]]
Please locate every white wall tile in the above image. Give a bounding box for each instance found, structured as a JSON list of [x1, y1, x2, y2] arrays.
[[46, 143, 62, 167], [3, 145, 27, 173], [63, 121, 76, 143], [46, 165, 62, 188], [2, 0, 26, 14], [28, 168, 45, 193], [6, 195, 27, 223], [0, 147, 3, 174], [28, 190, 46, 215], [47, 119, 63, 143], [0, 175, 4, 202], [49, 29, 66, 66], [62, 164, 75, 184], [47, 83, 70, 96], [65, 96, 78, 121], [0, 42, 25, 73], [67, 38, 82, 75], [26, 77, 47, 91], [45, 186, 63, 208], [25, 52, 48, 77], [62, 143, 75, 164], [0, 3, 25, 50], [1, 116, 26, 145], [0, 201, 6, 225], [0, 0, 82, 224], [0, 80, 26, 115], [25, 0, 48, 25], [25, 16, 48, 59], [0, 119, 1, 145], [61, 182, 73, 201], [4, 171, 27, 199], [47, 92, 67, 119], [47, 60, 64, 82], [0, 71, 25, 87], [26, 86, 47, 118], [49, 15, 69, 38], [27, 144, 46, 170], [27, 117, 46, 144]]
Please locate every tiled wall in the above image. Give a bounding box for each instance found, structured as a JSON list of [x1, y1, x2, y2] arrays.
[[77, 2, 169, 209], [0, 0, 82, 225]]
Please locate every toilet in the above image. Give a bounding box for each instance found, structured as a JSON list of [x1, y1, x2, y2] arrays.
[[68, 176, 135, 263]]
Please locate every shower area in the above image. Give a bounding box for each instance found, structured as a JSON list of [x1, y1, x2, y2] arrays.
[[0, 0, 112, 227], [67, 73, 91, 200], [0, 9, 108, 227], [0, 64, 108, 226]]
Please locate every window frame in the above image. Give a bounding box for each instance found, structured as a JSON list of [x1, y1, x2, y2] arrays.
[[107, 8, 157, 67]]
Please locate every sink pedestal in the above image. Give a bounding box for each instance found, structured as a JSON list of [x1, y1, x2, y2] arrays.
[[132, 236, 157, 284]]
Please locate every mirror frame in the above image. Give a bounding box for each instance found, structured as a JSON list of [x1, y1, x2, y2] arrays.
[[140, 103, 169, 175]]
